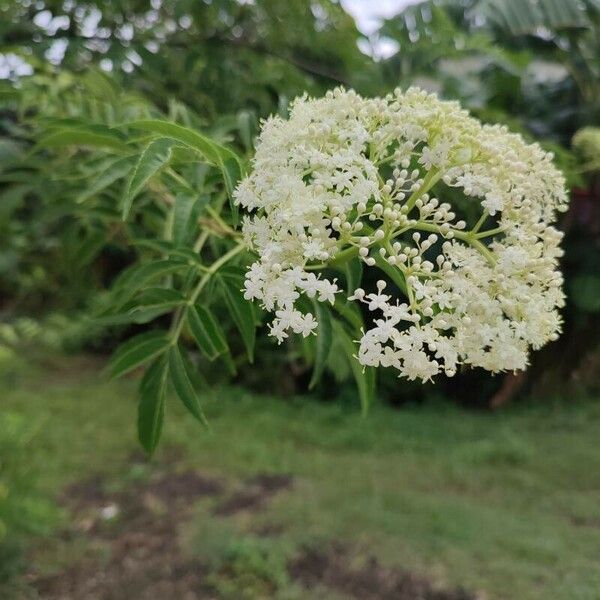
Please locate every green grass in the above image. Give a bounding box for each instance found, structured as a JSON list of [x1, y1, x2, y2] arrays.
[[2, 349, 600, 599]]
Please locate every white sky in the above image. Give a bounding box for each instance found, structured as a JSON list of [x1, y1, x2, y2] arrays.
[[340, 0, 420, 34]]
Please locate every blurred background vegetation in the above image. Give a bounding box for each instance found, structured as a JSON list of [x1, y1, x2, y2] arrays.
[[1, 0, 599, 403], [0, 1, 599, 598]]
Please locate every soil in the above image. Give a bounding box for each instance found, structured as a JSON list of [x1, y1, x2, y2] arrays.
[[290, 543, 478, 600], [26, 460, 477, 600], [212, 473, 294, 516], [30, 469, 223, 600]]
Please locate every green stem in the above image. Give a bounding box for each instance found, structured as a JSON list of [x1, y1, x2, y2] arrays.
[[475, 226, 505, 239], [471, 211, 488, 234], [413, 221, 497, 266], [169, 242, 246, 343], [404, 168, 442, 212]]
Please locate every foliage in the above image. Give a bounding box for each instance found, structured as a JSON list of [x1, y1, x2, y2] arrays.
[[0, 0, 599, 433]]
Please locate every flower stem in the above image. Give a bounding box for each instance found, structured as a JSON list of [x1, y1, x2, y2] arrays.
[[413, 221, 497, 265], [404, 168, 442, 212]]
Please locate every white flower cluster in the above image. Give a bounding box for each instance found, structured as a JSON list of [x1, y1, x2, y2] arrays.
[[235, 87, 568, 381]]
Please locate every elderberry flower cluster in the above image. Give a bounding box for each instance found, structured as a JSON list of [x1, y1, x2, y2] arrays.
[[234, 87, 568, 381]]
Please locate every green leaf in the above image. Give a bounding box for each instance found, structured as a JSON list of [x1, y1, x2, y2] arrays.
[[173, 193, 208, 245], [77, 156, 135, 203], [132, 239, 205, 266], [122, 137, 174, 220], [570, 274, 600, 312], [373, 251, 408, 295], [332, 298, 363, 332], [309, 302, 333, 389], [74, 229, 106, 268], [111, 259, 189, 307], [168, 345, 208, 426], [344, 259, 363, 297], [128, 120, 244, 220], [218, 273, 256, 362], [36, 126, 130, 153], [108, 330, 170, 378], [133, 287, 186, 312], [138, 356, 168, 454], [187, 304, 229, 360], [333, 320, 376, 415]]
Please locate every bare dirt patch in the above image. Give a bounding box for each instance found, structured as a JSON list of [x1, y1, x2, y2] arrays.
[[212, 473, 293, 516], [27, 468, 477, 600], [289, 542, 478, 600], [30, 468, 223, 600]]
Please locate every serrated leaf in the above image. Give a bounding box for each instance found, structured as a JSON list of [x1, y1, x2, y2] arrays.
[[138, 355, 168, 454], [333, 320, 376, 415], [173, 193, 208, 245], [128, 120, 244, 221], [36, 126, 130, 153], [108, 330, 170, 378], [111, 259, 188, 307], [218, 274, 255, 362], [77, 156, 135, 203], [309, 302, 333, 389], [122, 138, 174, 220], [187, 304, 228, 360], [169, 345, 208, 426]]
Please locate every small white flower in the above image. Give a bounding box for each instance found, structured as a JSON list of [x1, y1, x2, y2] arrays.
[[235, 86, 568, 381]]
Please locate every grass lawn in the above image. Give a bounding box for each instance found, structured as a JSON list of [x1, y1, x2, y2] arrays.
[[1, 350, 600, 599]]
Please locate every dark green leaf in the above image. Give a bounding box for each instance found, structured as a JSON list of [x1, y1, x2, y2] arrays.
[[168, 345, 208, 425], [128, 120, 244, 219], [111, 259, 189, 307], [218, 274, 256, 362], [134, 287, 186, 311], [122, 137, 174, 219], [36, 126, 130, 153], [138, 356, 168, 454], [332, 298, 363, 332], [173, 193, 208, 245], [373, 252, 407, 295], [309, 302, 333, 389], [77, 156, 135, 203], [108, 330, 170, 378], [187, 304, 229, 360], [345, 259, 363, 297], [333, 320, 376, 415]]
